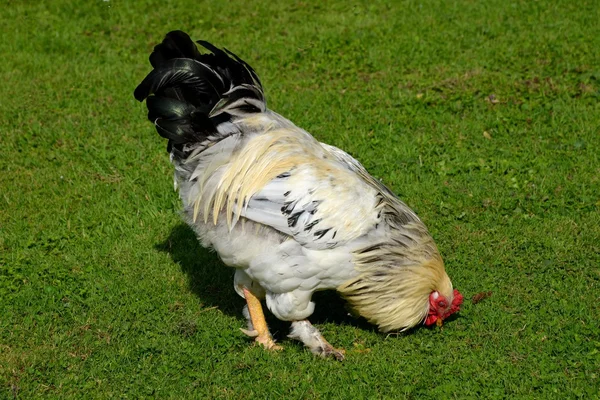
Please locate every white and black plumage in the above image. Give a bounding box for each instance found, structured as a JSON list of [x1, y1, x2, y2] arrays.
[[134, 31, 463, 359]]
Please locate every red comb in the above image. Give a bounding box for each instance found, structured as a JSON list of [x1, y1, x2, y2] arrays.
[[446, 289, 464, 317]]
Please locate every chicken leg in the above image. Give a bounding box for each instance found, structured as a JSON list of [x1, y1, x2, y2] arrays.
[[289, 320, 345, 360], [240, 287, 282, 350]]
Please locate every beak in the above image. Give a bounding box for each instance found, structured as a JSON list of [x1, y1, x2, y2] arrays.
[[436, 319, 443, 328]]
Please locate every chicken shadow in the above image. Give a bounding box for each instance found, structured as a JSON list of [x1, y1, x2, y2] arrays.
[[155, 224, 240, 316], [155, 224, 378, 337]]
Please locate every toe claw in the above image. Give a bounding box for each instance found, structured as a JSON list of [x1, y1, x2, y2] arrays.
[[321, 345, 345, 361], [242, 328, 282, 351], [256, 335, 283, 351], [240, 328, 259, 338]]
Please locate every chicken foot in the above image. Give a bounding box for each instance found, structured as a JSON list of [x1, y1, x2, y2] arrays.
[[289, 320, 345, 360], [240, 287, 282, 350]]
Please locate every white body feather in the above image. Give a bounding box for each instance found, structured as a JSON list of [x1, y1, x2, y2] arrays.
[[175, 111, 388, 321]]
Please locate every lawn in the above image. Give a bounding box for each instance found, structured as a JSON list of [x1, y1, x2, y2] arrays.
[[1, 0, 599, 398]]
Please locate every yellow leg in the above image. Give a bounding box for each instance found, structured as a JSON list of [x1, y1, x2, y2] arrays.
[[241, 288, 282, 350]]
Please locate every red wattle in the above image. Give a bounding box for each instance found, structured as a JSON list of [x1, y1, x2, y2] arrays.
[[424, 314, 438, 326]]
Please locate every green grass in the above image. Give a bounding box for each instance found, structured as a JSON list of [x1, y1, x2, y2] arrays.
[[1, 0, 599, 398]]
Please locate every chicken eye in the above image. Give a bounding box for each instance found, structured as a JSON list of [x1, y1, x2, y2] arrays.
[[438, 301, 447, 308]]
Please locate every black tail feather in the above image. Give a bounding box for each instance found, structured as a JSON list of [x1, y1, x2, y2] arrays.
[[133, 58, 225, 109], [145, 96, 195, 122], [134, 30, 265, 155], [149, 30, 202, 68]]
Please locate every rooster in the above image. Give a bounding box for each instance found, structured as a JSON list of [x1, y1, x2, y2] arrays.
[[134, 31, 463, 360]]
